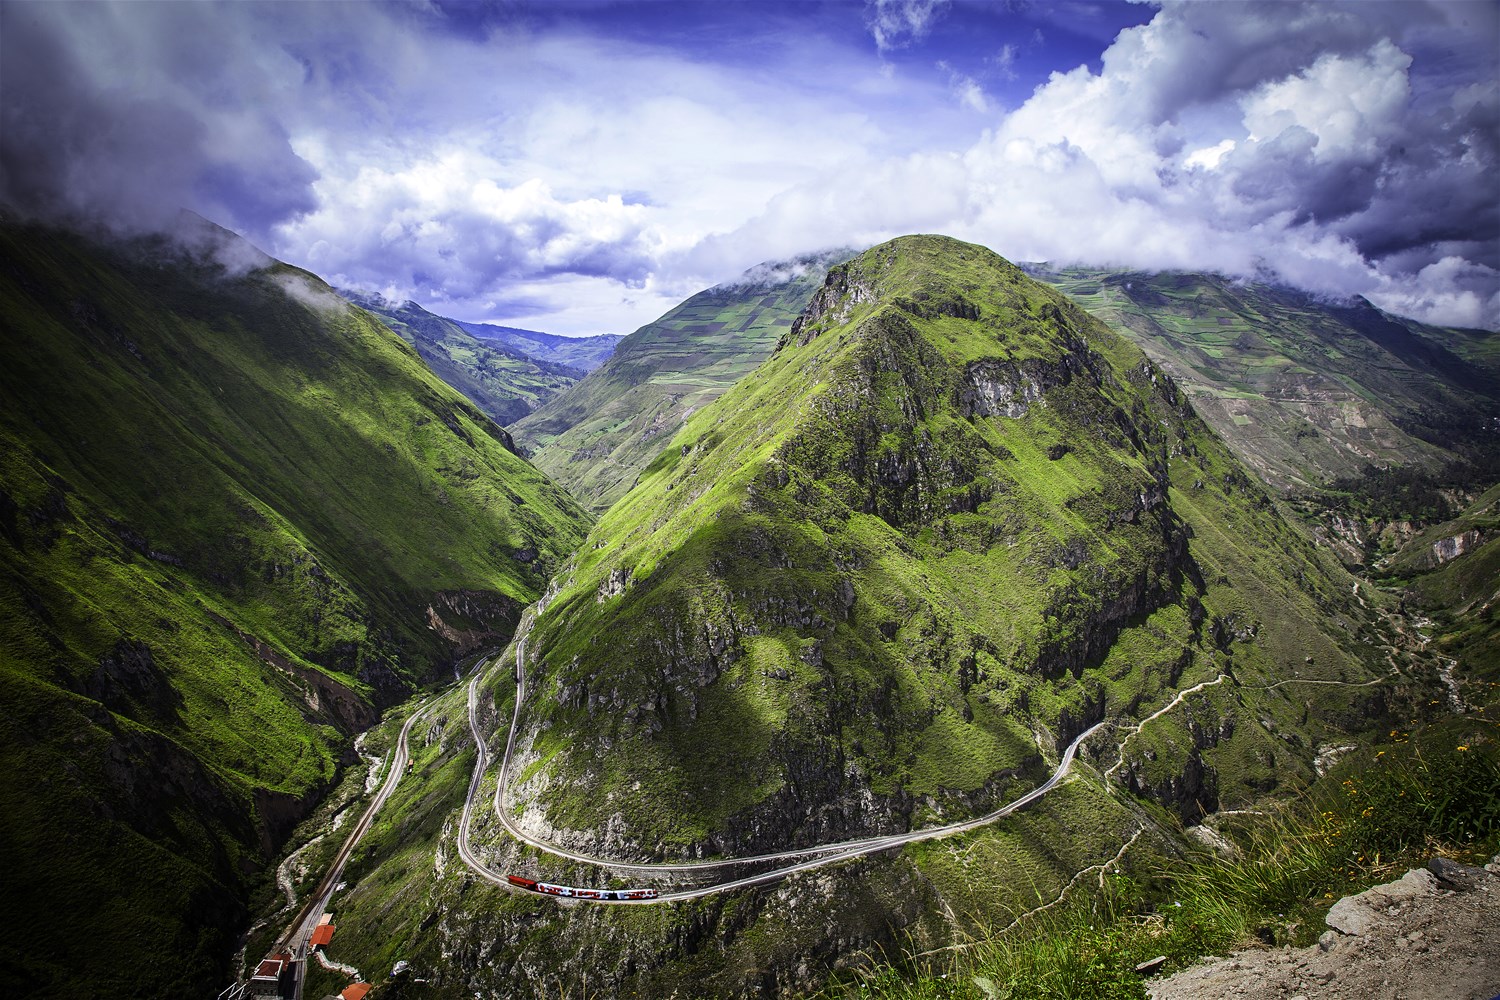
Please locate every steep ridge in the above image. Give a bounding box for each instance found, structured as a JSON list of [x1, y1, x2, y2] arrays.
[[0, 218, 590, 997], [1032, 268, 1500, 491], [511, 250, 850, 511], [506, 236, 1384, 864], [341, 291, 583, 425]]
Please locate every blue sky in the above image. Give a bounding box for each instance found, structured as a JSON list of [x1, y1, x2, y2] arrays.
[[2, 0, 1497, 334]]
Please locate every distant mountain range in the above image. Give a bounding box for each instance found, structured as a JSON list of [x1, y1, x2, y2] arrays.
[[511, 249, 853, 511], [453, 320, 621, 373], [339, 292, 621, 426], [1029, 267, 1500, 491]]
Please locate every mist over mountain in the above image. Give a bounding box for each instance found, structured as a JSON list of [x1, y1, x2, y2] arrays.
[[2, 2, 1494, 335], [2, 2, 1497, 998]]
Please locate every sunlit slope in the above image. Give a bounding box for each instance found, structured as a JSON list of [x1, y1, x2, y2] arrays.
[[1035, 268, 1500, 490], [0, 219, 589, 997], [511, 251, 849, 511], [509, 235, 1381, 860], [343, 291, 583, 425]]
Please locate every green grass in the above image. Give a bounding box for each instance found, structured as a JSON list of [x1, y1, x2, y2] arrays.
[[509, 235, 1383, 858], [821, 722, 1500, 1000], [0, 219, 591, 996]]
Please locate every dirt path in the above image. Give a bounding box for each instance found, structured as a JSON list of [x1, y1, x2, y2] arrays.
[[1148, 859, 1500, 1000]]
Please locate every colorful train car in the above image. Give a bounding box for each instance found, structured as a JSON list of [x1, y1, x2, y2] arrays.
[[506, 874, 659, 901]]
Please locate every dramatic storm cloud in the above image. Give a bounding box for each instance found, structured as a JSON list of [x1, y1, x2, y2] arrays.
[[1, 0, 1496, 333]]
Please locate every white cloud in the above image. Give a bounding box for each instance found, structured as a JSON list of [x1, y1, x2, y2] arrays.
[[992, 43, 1020, 82], [4, 0, 1495, 334], [1240, 39, 1411, 160], [682, 1, 1500, 330], [938, 61, 991, 114], [865, 0, 950, 53], [1368, 256, 1500, 330], [1185, 139, 1236, 171]]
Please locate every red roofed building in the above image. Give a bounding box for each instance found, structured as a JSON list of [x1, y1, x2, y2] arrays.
[[310, 923, 336, 948], [340, 983, 371, 1000], [248, 951, 295, 997]]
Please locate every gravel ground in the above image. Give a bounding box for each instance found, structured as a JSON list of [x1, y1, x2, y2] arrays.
[[1147, 858, 1500, 1000]]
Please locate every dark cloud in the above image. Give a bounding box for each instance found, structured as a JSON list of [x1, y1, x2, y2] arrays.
[[2, 0, 1495, 333], [0, 2, 317, 237]]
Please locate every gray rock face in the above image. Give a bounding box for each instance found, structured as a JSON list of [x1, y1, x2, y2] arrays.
[[1325, 868, 1437, 936], [1428, 856, 1495, 892], [1430, 529, 1483, 565], [1151, 865, 1500, 1000]]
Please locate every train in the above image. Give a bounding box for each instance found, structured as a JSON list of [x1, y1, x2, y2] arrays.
[[506, 874, 659, 901]]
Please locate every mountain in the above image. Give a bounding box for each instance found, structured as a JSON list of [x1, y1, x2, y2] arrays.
[[510, 249, 852, 511], [510, 234, 1381, 858], [454, 321, 620, 373], [303, 235, 1405, 999], [1030, 268, 1500, 492], [0, 218, 590, 997], [341, 292, 584, 425], [1382, 483, 1500, 696]]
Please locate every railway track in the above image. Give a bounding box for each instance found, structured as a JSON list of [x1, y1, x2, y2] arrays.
[[456, 637, 1114, 904]]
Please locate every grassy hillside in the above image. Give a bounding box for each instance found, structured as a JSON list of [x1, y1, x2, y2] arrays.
[[295, 237, 1426, 1000], [454, 320, 620, 373], [1377, 484, 1500, 700], [0, 218, 590, 997], [1033, 268, 1500, 491], [342, 292, 583, 425], [511, 250, 850, 511], [511, 236, 1385, 861]]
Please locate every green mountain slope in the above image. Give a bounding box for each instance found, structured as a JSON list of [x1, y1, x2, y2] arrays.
[[509, 236, 1384, 861], [510, 250, 851, 511], [1032, 268, 1500, 491], [342, 292, 583, 425], [454, 320, 620, 373], [0, 219, 590, 997], [1381, 483, 1500, 699]]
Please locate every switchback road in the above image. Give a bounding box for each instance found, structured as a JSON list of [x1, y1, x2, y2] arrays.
[[455, 639, 1111, 904]]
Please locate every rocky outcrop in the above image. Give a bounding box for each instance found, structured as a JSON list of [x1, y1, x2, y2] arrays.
[[79, 638, 183, 723], [1149, 861, 1500, 1000], [203, 607, 377, 733], [424, 588, 523, 658], [1430, 528, 1483, 566]]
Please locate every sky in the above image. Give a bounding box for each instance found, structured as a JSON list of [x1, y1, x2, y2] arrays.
[[1, 0, 1497, 336]]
